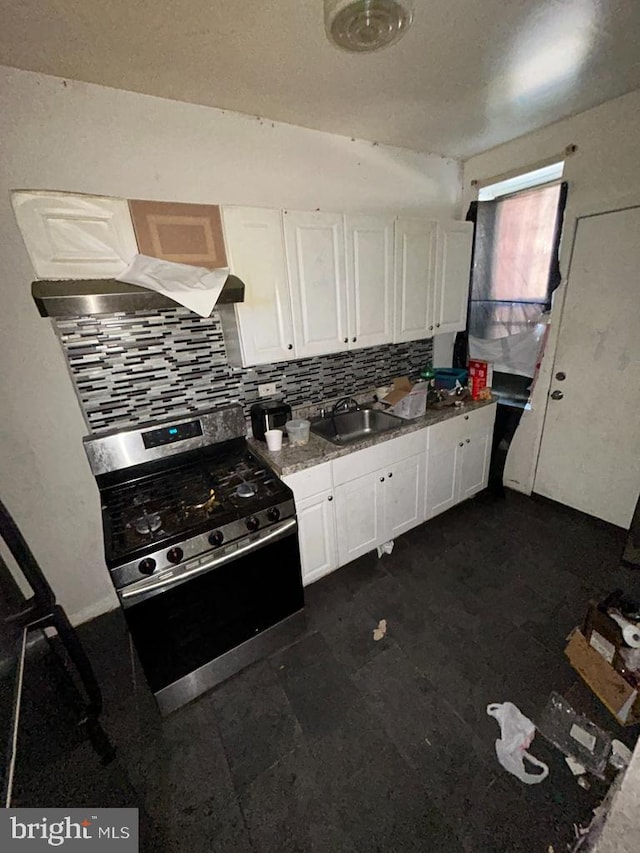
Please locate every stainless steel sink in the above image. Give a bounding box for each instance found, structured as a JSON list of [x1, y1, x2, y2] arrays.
[[310, 408, 404, 445]]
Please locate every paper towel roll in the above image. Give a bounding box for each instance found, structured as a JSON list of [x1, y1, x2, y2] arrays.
[[609, 610, 640, 648]]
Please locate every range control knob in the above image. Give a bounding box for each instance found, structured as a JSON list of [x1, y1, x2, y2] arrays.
[[167, 547, 184, 564], [208, 530, 224, 548], [138, 557, 156, 575], [246, 516, 260, 532], [267, 507, 281, 523]]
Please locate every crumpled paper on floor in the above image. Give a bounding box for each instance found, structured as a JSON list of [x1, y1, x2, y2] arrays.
[[376, 540, 394, 558]]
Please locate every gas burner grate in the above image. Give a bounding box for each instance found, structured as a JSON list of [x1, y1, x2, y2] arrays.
[[101, 448, 291, 565]]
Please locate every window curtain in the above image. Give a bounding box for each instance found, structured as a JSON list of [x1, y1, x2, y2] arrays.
[[453, 181, 567, 370]]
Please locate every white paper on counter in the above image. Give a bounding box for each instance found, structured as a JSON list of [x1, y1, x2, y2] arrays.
[[116, 254, 229, 317]]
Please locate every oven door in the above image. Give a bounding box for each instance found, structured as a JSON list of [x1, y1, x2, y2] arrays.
[[122, 520, 303, 700]]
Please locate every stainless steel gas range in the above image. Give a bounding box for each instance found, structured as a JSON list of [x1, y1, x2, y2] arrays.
[[84, 405, 304, 714]]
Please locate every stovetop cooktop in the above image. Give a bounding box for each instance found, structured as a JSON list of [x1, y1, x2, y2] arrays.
[[101, 444, 291, 567]]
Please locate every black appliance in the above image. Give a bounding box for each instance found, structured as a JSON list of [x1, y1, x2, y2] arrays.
[[250, 400, 292, 441], [84, 405, 304, 715]]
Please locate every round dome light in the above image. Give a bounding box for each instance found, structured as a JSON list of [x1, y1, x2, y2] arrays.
[[325, 0, 414, 53]]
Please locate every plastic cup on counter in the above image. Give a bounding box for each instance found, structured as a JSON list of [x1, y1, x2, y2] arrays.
[[264, 429, 283, 451], [285, 419, 310, 446]]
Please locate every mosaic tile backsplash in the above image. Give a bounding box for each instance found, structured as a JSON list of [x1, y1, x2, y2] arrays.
[[55, 308, 433, 434]]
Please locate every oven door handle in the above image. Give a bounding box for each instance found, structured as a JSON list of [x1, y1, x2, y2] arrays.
[[120, 517, 298, 606]]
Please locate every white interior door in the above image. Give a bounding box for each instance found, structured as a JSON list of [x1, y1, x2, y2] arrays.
[[535, 206, 640, 528]]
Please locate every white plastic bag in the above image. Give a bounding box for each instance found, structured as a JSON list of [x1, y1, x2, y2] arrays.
[[487, 702, 549, 784]]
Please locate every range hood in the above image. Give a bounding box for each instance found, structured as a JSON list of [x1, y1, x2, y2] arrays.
[[31, 275, 245, 318]]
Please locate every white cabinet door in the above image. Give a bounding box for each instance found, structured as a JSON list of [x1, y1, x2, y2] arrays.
[[221, 206, 295, 366], [335, 471, 385, 565], [284, 211, 348, 357], [394, 219, 438, 343], [11, 191, 138, 279], [345, 215, 394, 350], [425, 439, 461, 520], [295, 490, 338, 586], [385, 453, 426, 538], [433, 221, 473, 335], [458, 430, 492, 502], [425, 406, 496, 518]]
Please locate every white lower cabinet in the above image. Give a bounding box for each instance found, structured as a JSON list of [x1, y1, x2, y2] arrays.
[[335, 471, 386, 565], [282, 463, 338, 586], [425, 403, 496, 520], [424, 441, 461, 519], [282, 404, 495, 583], [458, 430, 492, 501], [334, 436, 426, 565], [384, 453, 425, 539]]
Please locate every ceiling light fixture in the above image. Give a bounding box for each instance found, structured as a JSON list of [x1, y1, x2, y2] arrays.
[[325, 0, 414, 53]]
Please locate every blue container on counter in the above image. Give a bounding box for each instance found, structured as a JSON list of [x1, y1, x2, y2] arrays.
[[434, 367, 468, 390]]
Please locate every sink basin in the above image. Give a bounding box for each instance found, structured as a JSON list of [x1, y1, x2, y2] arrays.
[[311, 408, 404, 445]]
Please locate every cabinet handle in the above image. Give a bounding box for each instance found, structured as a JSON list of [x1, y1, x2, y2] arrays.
[[388, 472, 393, 478], [466, 438, 470, 443], [380, 476, 385, 482], [436, 322, 441, 328], [459, 442, 464, 447], [352, 337, 356, 343], [327, 495, 333, 502], [429, 325, 434, 331], [287, 344, 293, 350], [344, 337, 348, 343], [464, 415, 469, 420]]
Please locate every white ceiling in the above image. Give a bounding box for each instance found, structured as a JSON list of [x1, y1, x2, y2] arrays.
[[2, 0, 640, 159]]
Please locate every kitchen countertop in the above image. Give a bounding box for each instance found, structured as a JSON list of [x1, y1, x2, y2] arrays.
[[248, 397, 496, 477]]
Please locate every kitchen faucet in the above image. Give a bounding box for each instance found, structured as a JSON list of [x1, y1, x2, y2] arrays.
[[328, 397, 359, 439], [332, 397, 359, 416]]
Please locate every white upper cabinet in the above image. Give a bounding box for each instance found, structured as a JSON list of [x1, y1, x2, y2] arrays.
[[433, 221, 473, 335], [393, 219, 438, 343], [284, 211, 348, 357], [12, 191, 138, 279], [221, 206, 296, 366], [344, 215, 394, 350]]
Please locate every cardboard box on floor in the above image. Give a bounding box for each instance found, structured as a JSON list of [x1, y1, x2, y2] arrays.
[[583, 602, 628, 673], [565, 629, 640, 726], [382, 377, 428, 420]]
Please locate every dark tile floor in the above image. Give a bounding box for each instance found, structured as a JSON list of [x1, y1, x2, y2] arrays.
[[35, 491, 640, 851]]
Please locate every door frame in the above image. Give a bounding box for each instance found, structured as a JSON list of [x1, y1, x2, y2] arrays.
[[531, 197, 640, 499]]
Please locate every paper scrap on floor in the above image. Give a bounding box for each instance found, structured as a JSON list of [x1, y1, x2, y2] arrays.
[[377, 540, 394, 558], [117, 254, 229, 317], [373, 619, 387, 641]]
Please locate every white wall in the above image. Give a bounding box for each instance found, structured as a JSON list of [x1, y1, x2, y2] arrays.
[[462, 89, 640, 495], [0, 66, 462, 624]]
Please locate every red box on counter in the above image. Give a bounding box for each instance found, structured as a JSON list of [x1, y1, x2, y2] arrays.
[[468, 359, 492, 400]]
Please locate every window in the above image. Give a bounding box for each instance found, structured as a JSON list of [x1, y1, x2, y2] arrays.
[[469, 166, 567, 342]]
